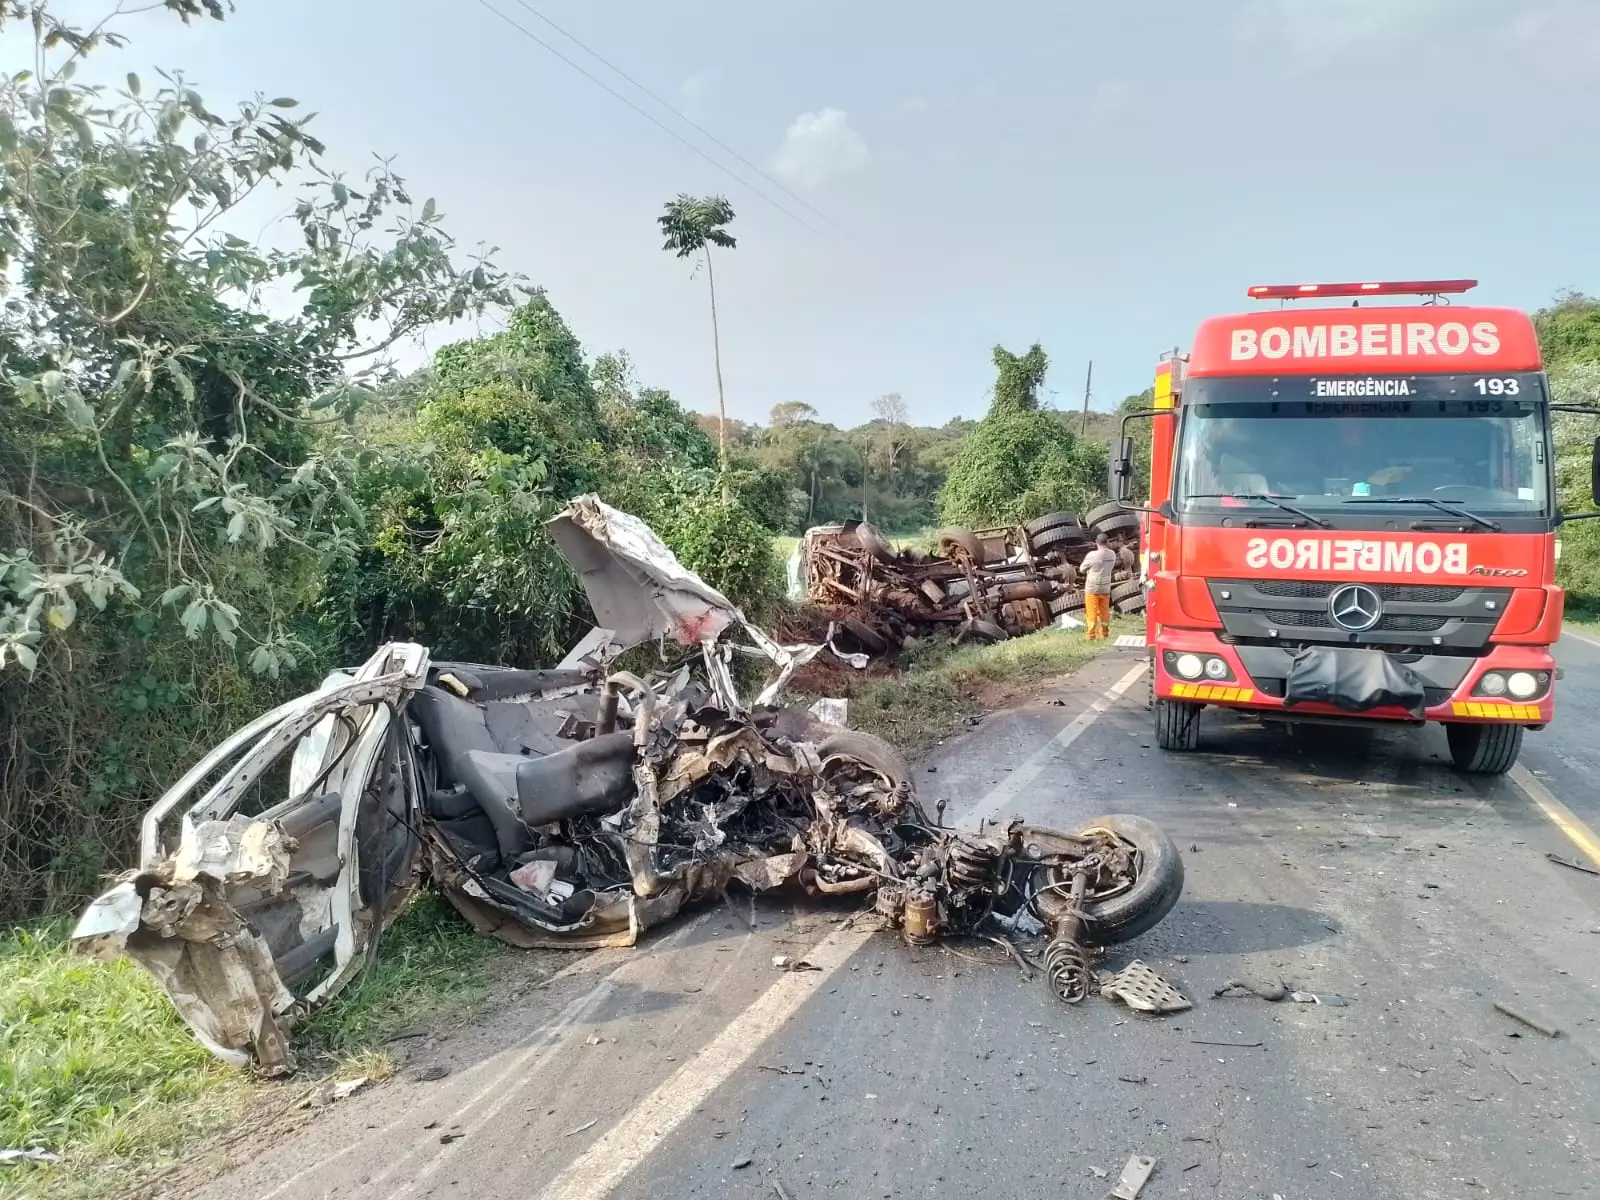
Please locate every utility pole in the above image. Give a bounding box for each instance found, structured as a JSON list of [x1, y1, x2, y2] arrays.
[[1079, 360, 1093, 436]]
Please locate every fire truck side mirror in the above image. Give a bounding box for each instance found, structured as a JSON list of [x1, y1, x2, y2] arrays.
[[1110, 436, 1135, 502], [1591, 436, 1600, 507]]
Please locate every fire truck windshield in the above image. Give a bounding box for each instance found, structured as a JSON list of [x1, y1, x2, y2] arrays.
[[1174, 372, 1552, 523]]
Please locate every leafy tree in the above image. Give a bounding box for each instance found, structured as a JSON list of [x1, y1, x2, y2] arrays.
[[0, 0, 510, 915], [938, 345, 1106, 526], [658, 194, 737, 473]]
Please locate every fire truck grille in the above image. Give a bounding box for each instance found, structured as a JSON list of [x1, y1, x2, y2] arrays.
[[1253, 580, 1465, 604], [1263, 609, 1450, 633]]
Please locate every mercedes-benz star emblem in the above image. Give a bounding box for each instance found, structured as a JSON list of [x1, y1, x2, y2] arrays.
[[1328, 584, 1381, 633]]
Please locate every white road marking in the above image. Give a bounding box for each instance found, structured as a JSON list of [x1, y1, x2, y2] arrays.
[[529, 658, 1145, 1200], [960, 660, 1149, 830], [1508, 763, 1600, 871], [533, 926, 873, 1200], [1560, 626, 1600, 650]]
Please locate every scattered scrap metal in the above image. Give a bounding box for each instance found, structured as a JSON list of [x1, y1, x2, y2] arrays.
[[73, 496, 1184, 1075], [794, 504, 1144, 655]]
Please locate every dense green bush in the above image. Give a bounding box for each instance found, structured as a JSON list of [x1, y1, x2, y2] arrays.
[[939, 345, 1108, 526]]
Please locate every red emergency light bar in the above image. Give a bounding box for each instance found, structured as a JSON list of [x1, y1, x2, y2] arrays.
[[1247, 279, 1478, 300]]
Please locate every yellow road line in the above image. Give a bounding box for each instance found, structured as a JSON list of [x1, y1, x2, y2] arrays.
[[1509, 763, 1600, 871]]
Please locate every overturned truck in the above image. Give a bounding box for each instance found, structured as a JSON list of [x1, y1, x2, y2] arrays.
[[74, 498, 1183, 1074], [798, 505, 1145, 654]]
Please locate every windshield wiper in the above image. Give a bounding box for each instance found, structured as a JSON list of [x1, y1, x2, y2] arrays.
[[1342, 496, 1501, 532], [1185, 493, 1332, 528]]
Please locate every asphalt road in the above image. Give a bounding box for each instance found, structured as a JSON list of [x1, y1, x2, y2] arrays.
[[186, 636, 1600, 1200]]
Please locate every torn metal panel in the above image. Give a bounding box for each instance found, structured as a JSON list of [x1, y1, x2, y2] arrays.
[[548, 496, 742, 651]]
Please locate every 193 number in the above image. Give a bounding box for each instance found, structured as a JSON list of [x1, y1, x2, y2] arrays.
[[1473, 377, 1520, 395]]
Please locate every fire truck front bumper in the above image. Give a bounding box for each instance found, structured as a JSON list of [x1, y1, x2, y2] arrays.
[[1150, 633, 1555, 726]]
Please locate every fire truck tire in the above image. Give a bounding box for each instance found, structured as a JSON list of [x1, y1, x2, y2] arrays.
[[1445, 722, 1524, 775], [935, 527, 986, 563], [1073, 814, 1185, 945], [1083, 502, 1128, 529], [1029, 523, 1090, 554], [1049, 590, 1086, 615], [1023, 511, 1083, 538], [1154, 699, 1202, 751]]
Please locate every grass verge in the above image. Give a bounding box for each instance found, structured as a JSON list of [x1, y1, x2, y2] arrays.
[[829, 618, 1136, 754], [1, 893, 503, 1200]]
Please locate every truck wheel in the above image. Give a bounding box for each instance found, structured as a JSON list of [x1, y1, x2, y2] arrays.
[[1083, 502, 1127, 529], [1154, 699, 1201, 751], [1091, 511, 1141, 540], [1029, 523, 1090, 555], [1049, 589, 1086, 616], [935, 527, 986, 563], [1024, 511, 1082, 538], [1446, 722, 1523, 774]]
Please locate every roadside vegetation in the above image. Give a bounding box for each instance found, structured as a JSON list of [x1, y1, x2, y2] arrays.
[[1, 895, 508, 1199], [831, 619, 1137, 753]]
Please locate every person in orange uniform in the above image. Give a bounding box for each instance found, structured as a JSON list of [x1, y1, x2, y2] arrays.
[[1080, 532, 1116, 641]]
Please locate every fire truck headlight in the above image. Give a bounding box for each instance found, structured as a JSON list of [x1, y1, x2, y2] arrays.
[[1507, 671, 1540, 700], [1174, 653, 1204, 680], [1477, 672, 1508, 697], [1203, 656, 1230, 680]]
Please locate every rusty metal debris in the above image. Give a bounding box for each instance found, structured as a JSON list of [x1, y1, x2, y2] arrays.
[[74, 497, 1183, 1072], [794, 507, 1144, 655]]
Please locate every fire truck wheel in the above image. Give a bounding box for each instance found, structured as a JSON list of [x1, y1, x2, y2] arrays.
[[1023, 510, 1082, 538], [1154, 699, 1202, 751], [1445, 722, 1524, 775], [1029, 523, 1090, 554]]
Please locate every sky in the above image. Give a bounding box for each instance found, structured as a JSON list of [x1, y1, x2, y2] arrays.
[[28, 0, 1600, 427]]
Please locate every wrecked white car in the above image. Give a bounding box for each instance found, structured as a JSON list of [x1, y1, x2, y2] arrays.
[[74, 497, 1184, 1074]]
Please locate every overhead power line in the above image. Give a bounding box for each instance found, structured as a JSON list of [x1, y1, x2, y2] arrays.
[[504, 0, 850, 238], [468, 0, 829, 237]]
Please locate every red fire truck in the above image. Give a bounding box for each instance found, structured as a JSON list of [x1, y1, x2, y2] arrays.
[[1110, 280, 1591, 774]]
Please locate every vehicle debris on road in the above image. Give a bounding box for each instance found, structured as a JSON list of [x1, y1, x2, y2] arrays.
[[1106, 1154, 1156, 1199], [792, 507, 1144, 657], [72, 497, 1184, 1073], [1492, 1000, 1560, 1038]]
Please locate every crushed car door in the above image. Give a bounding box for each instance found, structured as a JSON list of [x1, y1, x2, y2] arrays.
[[72, 643, 429, 1074]]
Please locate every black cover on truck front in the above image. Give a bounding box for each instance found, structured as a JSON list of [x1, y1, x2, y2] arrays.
[[1282, 646, 1428, 717]]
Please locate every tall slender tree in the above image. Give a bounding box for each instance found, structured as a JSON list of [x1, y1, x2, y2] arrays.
[[658, 194, 737, 475]]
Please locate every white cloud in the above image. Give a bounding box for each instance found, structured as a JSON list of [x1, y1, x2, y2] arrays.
[[1089, 80, 1131, 119], [1238, 0, 1449, 58], [678, 70, 718, 122], [770, 108, 869, 189]]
